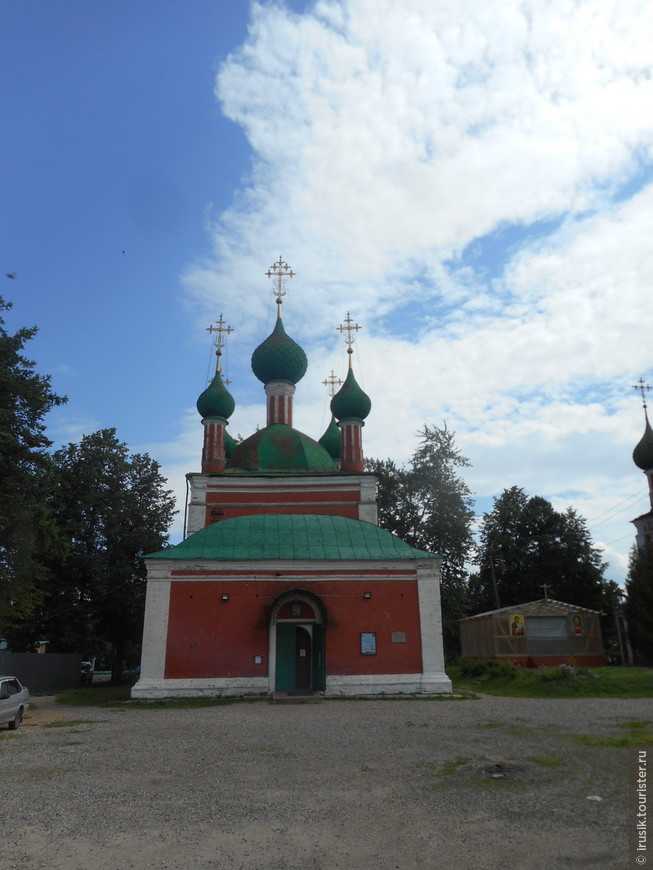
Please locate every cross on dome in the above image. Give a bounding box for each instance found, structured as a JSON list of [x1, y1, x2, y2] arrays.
[[207, 314, 233, 375], [322, 370, 343, 397], [633, 377, 651, 421], [265, 257, 295, 312], [337, 312, 361, 368]]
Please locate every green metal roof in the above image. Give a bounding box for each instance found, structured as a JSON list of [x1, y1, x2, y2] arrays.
[[251, 315, 308, 386], [196, 369, 235, 420], [147, 514, 440, 561], [318, 416, 341, 461], [224, 424, 337, 473], [633, 418, 653, 470], [331, 367, 371, 421]]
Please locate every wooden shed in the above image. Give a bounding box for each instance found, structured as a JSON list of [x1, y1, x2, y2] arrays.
[[459, 598, 605, 668]]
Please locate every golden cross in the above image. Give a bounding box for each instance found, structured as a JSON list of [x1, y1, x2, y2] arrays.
[[206, 314, 233, 373], [541, 584, 552, 599], [322, 370, 343, 397], [265, 256, 295, 304], [633, 378, 651, 414], [337, 312, 361, 366]]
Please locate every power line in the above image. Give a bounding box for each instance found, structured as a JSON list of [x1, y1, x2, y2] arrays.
[[587, 491, 647, 529]]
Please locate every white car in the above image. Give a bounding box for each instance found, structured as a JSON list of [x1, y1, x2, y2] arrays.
[[0, 676, 29, 730]]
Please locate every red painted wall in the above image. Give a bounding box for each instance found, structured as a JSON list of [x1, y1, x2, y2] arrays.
[[203, 483, 365, 526], [205, 502, 360, 526], [164, 577, 423, 679]]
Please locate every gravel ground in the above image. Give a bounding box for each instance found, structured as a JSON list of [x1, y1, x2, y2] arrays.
[[3, 693, 649, 869]]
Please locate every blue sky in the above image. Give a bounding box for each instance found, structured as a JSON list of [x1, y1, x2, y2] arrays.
[[3, 0, 653, 584]]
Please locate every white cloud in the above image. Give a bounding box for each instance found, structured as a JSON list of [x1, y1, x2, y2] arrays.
[[173, 0, 653, 584]]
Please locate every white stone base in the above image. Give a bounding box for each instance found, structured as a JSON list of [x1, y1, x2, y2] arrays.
[[325, 672, 452, 696], [131, 672, 452, 700], [131, 676, 268, 700]]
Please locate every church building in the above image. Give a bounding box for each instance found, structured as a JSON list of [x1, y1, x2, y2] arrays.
[[631, 379, 653, 549], [132, 259, 451, 699]]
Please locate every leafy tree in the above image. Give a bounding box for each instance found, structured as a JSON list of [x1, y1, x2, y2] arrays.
[[0, 297, 66, 636], [624, 543, 653, 661], [366, 424, 476, 659], [475, 486, 609, 613], [7, 428, 177, 679]]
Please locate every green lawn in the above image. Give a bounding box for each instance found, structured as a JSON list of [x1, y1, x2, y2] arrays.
[[51, 665, 653, 708], [447, 663, 653, 698]]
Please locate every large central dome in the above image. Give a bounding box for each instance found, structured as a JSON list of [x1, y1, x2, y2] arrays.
[[225, 423, 337, 473]]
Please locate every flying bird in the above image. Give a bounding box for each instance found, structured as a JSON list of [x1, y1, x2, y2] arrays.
[[6, 272, 16, 279]]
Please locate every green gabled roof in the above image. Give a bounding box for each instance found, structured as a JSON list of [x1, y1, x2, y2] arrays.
[[147, 514, 440, 561]]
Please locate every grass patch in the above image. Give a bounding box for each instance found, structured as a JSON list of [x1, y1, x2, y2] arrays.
[[447, 663, 653, 698], [567, 730, 653, 748], [56, 684, 262, 709], [528, 756, 564, 767], [43, 719, 103, 728], [437, 756, 470, 776], [57, 684, 133, 706]]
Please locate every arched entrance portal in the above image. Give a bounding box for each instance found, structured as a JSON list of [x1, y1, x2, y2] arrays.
[[269, 590, 326, 693]]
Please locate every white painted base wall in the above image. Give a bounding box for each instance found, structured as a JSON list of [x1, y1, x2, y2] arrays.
[[326, 672, 452, 695], [131, 671, 452, 699]]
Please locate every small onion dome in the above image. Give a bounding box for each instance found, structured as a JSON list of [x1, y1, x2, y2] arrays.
[[331, 368, 371, 421], [251, 316, 308, 385], [196, 370, 235, 420], [224, 424, 337, 473], [633, 418, 653, 470], [224, 430, 237, 458], [318, 416, 341, 461]]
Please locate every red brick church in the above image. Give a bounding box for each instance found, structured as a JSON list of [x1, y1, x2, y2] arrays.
[[132, 259, 450, 699]]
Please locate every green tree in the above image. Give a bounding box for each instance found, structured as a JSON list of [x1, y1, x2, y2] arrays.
[[366, 424, 476, 659], [474, 486, 615, 635], [10, 428, 177, 678], [0, 297, 66, 636], [624, 543, 653, 661]]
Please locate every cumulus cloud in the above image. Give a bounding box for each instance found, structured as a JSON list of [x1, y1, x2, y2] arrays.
[[175, 0, 653, 582]]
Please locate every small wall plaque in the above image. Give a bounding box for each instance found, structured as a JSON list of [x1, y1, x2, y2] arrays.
[[391, 632, 406, 644], [361, 632, 377, 655]]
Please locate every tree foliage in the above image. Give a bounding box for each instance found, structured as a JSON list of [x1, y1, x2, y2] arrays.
[[474, 485, 613, 612], [0, 297, 66, 629], [624, 543, 653, 660], [1, 298, 178, 675], [366, 424, 476, 658], [39, 429, 177, 676]]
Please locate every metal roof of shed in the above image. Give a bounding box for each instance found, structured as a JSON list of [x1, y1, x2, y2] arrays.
[[459, 598, 602, 622]]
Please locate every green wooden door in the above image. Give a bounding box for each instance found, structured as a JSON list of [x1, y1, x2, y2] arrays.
[[312, 624, 326, 691], [275, 624, 296, 691]]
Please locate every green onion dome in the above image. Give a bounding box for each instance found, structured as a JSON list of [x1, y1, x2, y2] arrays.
[[318, 416, 341, 461], [331, 368, 371, 422], [224, 424, 337, 473], [251, 316, 308, 385], [224, 430, 237, 458], [196, 370, 235, 420], [633, 418, 653, 470]]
